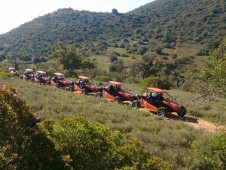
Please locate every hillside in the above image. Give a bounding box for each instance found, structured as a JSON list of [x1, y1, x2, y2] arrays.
[[129, 0, 225, 44], [0, 0, 225, 63]]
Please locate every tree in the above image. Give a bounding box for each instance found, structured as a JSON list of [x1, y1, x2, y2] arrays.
[[198, 40, 226, 96], [50, 43, 94, 74], [0, 85, 65, 169], [109, 59, 124, 72], [112, 8, 119, 15], [139, 77, 171, 90], [130, 55, 159, 79]]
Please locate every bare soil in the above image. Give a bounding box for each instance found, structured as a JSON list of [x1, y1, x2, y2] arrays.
[[139, 108, 225, 133]]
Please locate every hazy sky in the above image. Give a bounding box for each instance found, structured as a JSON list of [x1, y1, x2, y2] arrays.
[[0, 0, 154, 35]]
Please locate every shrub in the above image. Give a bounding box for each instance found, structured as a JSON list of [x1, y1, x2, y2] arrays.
[[0, 85, 65, 169], [40, 117, 169, 169], [140, 76, 171, 90], [154, 46, 162, 54], [0, 69, 10, 78]]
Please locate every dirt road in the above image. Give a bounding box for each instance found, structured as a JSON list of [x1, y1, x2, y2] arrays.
[[139, 108, 225, 133]]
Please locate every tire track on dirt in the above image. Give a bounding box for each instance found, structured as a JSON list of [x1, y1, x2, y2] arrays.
[[139, 108, 225, 133]]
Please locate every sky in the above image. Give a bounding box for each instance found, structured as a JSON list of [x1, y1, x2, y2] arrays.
[[0, 0, 154, 35]]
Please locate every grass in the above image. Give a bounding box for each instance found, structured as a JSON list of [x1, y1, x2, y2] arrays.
[[1, 77, 223, 169]]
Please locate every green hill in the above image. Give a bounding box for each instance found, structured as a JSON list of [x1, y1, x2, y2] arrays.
[[0, 0, 225, 63]]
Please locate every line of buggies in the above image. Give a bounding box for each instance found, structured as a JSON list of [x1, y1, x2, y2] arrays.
[[13, 68, 187, 118]]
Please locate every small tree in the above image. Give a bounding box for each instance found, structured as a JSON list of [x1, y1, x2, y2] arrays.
[[112, 8, 119, 15], [109, 59, 124, 72], [198, 40, 226, 96], [50, 43, 94, 74]]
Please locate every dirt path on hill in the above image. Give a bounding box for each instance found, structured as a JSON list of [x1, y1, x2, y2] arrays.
[[139, 108, 225, 133], [165, 37, 180, 62]]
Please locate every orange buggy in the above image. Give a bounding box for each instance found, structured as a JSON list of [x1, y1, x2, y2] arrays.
[[102, 81, 137, 103], [132, 87, 186, 117], [74, 76, 99, 95], [20, 69, 34, 81], [8, 67, 19, 77], [50, 73, 71, 88], [34, 71, 50, 85]]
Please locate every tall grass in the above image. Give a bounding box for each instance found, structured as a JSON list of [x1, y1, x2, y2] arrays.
[[1, 77, 222, 169]]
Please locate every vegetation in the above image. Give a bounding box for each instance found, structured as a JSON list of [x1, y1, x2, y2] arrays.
[[1, 77, 225, 169], [198, 40, 226, 96], [0, 0, 225, 63], [0, 84, 170, 169], [50, 43, 94, 75], [0, 0, 226, 169]]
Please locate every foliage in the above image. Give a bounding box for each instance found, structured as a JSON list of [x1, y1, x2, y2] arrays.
[[50, 43, 94, 74], [199, 40, 226, 96], [190, 132, 226, 169], [2, 78, 224, 169], [129, 0, 225, 47], [109, 59, 124, 73], [130, 55, 160, 79], [139, 76, 171, 90], [0, 0, 225, 61], [0, 69, 10, 78], [40, 117, 170, 169], [0, 84, 172, 169], [0, 84, 65, 169]]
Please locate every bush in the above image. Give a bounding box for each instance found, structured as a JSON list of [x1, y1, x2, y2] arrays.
[[0, 85, 65, 169], [40, 117, 169, 169], [0, 69, 10, 79], [154, 46, 162, 54], [139, 77, 171, 90]]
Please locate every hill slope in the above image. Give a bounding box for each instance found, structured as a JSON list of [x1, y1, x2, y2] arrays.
[[0, 0, 225, 62], [128, 0, 225, 43]]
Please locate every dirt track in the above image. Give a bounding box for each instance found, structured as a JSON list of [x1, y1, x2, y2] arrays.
[[139, 108, 225, 133]]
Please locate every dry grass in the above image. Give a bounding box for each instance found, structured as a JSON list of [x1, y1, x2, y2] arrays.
[[1, 77, 223, 169]]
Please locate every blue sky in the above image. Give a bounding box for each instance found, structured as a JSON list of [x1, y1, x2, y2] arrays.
[[0, 0, 154, 35]]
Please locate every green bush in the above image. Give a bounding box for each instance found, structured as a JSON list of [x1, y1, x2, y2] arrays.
[[0, 69, 10, 79], [40, 117, 171, 169], [0, 85, 65, 170], [140, 76, 171, 90]]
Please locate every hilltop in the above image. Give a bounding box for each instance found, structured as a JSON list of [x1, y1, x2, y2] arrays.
[[0, 0, 225, 63]]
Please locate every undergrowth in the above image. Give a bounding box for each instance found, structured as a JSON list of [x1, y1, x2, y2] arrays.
[[1, 77, 224, 169]]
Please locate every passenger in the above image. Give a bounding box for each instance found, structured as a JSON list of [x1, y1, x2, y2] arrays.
[[107, 85, 115, 95], [146, 93, 153, 104], [52, 75, 58, 83], [36, 73, 42, 80], [152, 92, 164, 107], [79, 79, 85, 89]]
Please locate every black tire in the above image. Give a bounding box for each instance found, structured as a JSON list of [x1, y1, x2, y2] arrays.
[[82, 88, 87, 95], [177, 106, 187, 117], [69, 86, 74, 92], [157, 107, 167, 117], [56, 82, 60, 88], [132, 100, 141, 109], [114, 96, 122, 104], [96, 92, 103, 97]]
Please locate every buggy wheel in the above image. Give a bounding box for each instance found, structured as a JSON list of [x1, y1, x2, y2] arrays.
[[177, 106, 187, 117], [114, 96, 122, 104], [96, 92, 103, 97], [157, 107, 167, 117], [132, 100, 141, 109], [82, 88, 87, 95], [56, 82, 60, 88]]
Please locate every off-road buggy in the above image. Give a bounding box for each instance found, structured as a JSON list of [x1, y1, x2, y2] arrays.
[[33, 71, 50, 85], [50, 73, 71, 88], [20, 69, 34, 81], [102, 81, 137, 104], [8, 67, 19, 77], [73, 76, 100, 95], [132, 87, 186, 117]]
